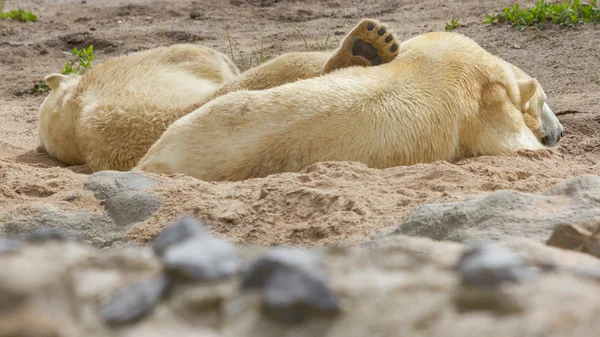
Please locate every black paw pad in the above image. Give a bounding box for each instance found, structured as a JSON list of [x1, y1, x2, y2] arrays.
[[385, 35, 393, 43], [377, 27, 386, 36], [352, 40, 379, 61], [367, 22, 375, 31], [390, 43, 398, 53]]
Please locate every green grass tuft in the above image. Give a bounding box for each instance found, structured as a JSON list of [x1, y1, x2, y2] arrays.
[[34, 45, 95, 93], [61, 45, 95, 75], [484, 0, 600, 31], [445, 18, 460, 31], [0, 7, 37, 22]]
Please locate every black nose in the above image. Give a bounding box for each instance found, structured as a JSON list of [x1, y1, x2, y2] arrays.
[[541, 136, 551, 146]]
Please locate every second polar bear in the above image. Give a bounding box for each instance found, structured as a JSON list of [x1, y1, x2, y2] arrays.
[[37, 44, 240, 171], [135, 28, 564, 182]]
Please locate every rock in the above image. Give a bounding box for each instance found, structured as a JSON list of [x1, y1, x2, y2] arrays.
[[0, 237, 22, 254], [454, 243, 539, 288], [0, 203, 124, 247], [373, 175, 600, 243], [241, 247, 340, 323], [98, 275, 170, 326], [547, 222, 600, 259], [104, 190, 162, 226], [190, 8, 205, 20], [547, 223, 591, 250], [84, 170, 157, 200], [152, 217, 208, 257], [242, 247, 324, 289], [3, 228, 600, 336], [262, 264, 341, 323], [84, 171, 162, 227], [163, 234, 239, 282], [25, 227, 71, 243]]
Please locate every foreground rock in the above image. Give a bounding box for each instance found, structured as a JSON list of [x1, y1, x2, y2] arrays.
[[373, 175, 600, 243], [2, 223, 600, 337]]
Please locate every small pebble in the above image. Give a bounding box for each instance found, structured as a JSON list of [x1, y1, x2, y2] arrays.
[[455, 243, 539, 288], [163, 234, 239, 282], [189, 10, 205, 20], [98, 275, 169, 326], [0, 237, 23, 254], [152, 217, 207, 257], [242, 247, 340, 324]]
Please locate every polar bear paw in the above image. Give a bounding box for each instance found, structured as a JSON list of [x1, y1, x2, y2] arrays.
[[323, 18, 399, 73], [350, 19, 399, 65]]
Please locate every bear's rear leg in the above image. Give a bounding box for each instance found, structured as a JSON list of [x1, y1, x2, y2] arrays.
[[323, 18, 399, 74]]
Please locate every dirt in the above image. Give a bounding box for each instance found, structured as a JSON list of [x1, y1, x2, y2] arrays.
[[0, 0, 599, 247]]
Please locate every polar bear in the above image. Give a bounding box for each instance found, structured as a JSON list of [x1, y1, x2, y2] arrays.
[[36, 44, 240, 171], [36, 19, 398, 172], [135, 20, 564, 182]]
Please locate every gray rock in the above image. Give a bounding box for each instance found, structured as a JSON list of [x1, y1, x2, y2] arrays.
[[241, 247, 340, 324], [455, 243, 539, 288], [0, 237, 22, 254], [83, 171, 162, 227], [163, 234, 239, 282], [0, 203, 125, 248], [98, 275, 169, 326], [25, 227, 71, 243], [84, 170, 157, 200], [152, 217, 208, 257], [104, 190, 162, 227], [263, 265, 341, 323], [373, 175, 600, 243], [242, 247, 324, 289]]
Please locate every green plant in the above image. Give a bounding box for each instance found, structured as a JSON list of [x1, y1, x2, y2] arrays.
[[61, 45, 94, 75], [34, 45, 94, 93], [445, 18, 460, 31], [484, 0, 600, 31], [0, 7, 37, 22], [34, 81, 49, 92]]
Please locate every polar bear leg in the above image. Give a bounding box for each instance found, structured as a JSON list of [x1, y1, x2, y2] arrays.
[[323, 18, 400, 74]]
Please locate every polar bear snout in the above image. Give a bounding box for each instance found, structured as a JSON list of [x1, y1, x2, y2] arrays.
[[541, 129, 564, 147], [539, 102, 564, 147]]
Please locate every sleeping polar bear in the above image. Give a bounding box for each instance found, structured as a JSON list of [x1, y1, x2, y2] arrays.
[[135, 20, 564, 182], [36, 44, 240, 171], [36, 19, 397, 172]]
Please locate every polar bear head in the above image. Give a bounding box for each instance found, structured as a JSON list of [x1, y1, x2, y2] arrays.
[[36, 73, 85, 165], [509, 66, 564, 147]]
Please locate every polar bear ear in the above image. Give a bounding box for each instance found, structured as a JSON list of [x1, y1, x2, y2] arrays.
[[517, 78, 538, 105], [44, 73, 69, 91]]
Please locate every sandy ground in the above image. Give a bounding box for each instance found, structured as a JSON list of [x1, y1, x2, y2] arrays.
[[1, 0, 599, 247]]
